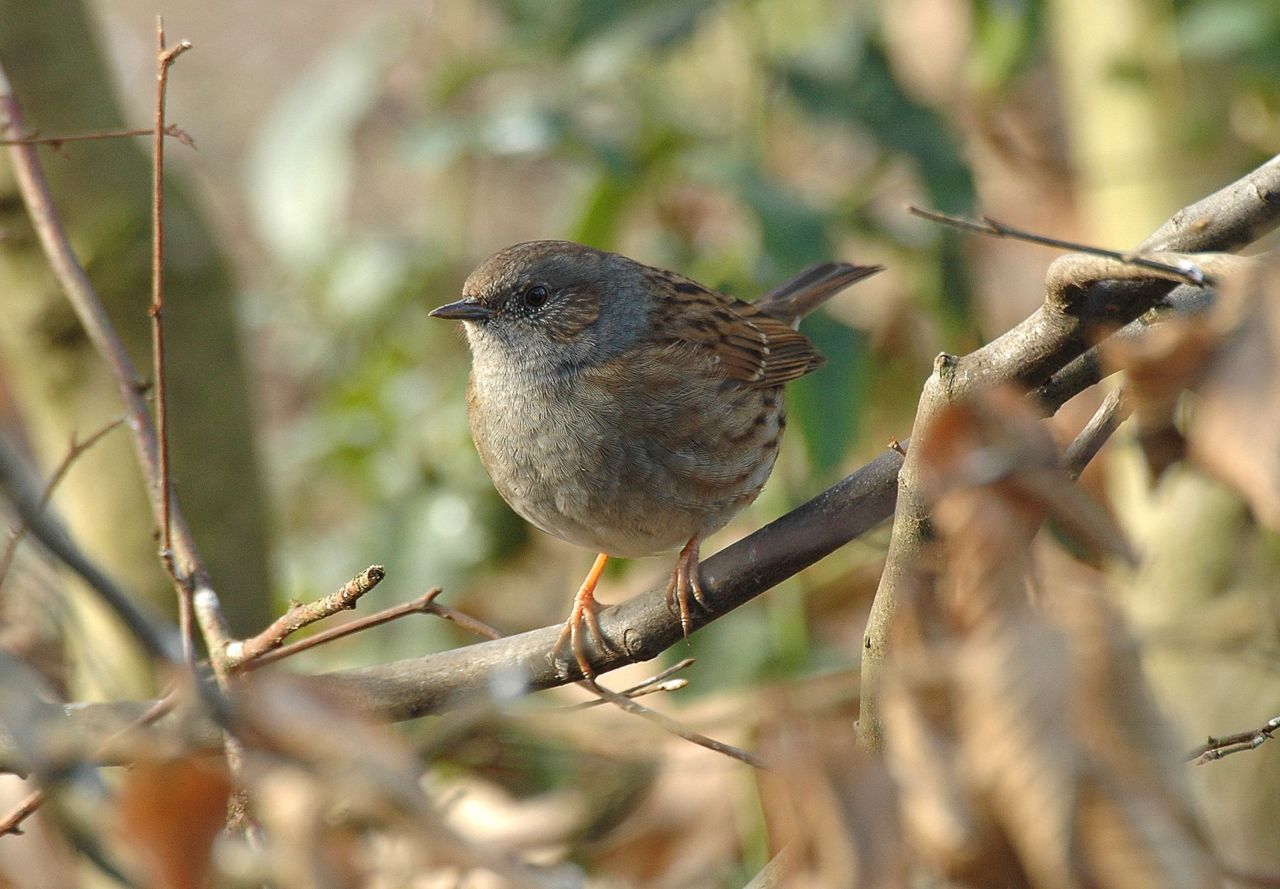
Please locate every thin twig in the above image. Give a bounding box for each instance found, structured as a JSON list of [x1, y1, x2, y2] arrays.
[[228, 566, 388, 668], [0, 124, 194, 148], [1061, 388, 1132, 479], [909, 205, 1214, 287], [742, 846, 796, 889], [238, 586, 502, 670], [0, 790, 44, 837], [0, 416, 123, 588], [1187, 716, 1280, 765], [581, 678, 770, 770], [0, 42, 227, 665], [150, 20, 193, 657], [0, 437, 178, 660], [562, 658, 694, 710]]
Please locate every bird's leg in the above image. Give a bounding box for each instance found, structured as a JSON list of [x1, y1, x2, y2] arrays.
[[552, 552, 614, 679], [664, 535, 706, 639]]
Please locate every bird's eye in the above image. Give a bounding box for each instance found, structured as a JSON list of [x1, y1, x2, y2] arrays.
[[522, 284, 550, 309]]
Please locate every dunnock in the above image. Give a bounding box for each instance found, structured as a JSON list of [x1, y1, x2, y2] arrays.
[[432, 241, 880, 677]]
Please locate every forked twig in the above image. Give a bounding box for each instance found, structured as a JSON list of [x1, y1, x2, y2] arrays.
[[1187, 716, 1280, 765], [228, 566, 388, 668], [582, 678, 770, 770], [238, 586, 502, 670], [150, 21, 193, 656], [0, 31, 225, 667], [562, 658, 695, 710]]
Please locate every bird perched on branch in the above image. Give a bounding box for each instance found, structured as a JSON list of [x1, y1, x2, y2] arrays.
[[432, 240, 881, 678]]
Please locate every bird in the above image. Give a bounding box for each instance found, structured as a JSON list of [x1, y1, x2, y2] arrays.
[[431, 240, 881, 678]]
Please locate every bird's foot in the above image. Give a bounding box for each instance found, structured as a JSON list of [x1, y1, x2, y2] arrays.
[[551, 553, 615, 679], [664, 536, 708, 639]]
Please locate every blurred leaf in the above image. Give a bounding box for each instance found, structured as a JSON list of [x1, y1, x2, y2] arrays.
[[115, 756, 231, 889], [247, 18, 408, 268], [970, 0, 1045, 91], [779, 32, 976, 331], [496, 0, 716, 52], [1189, 261, 1280, 531], [1176, 0, 1280, 61], [733, 167, 831, 266]]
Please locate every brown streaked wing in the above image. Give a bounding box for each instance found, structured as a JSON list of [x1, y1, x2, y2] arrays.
[[645, 268, 824, 388]]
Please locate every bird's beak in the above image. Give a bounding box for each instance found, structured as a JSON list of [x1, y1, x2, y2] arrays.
[[430, 299, 492, 321]]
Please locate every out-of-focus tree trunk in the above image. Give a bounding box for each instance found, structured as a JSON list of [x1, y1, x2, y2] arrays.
[[0, 0, 272, 676]]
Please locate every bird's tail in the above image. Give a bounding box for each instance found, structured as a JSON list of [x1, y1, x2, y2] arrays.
[[753, 261, 883, 326]]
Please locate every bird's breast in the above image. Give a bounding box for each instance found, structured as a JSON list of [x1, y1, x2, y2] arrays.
[[466, 356, 784, 558]]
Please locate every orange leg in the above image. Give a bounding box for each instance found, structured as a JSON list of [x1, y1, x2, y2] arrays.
[[552, 552, 613, 679], [664, 535, 707, 639]]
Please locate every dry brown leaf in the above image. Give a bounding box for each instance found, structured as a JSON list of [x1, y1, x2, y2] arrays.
[[1105, 318, 1218, 480], [757, 715, 905, 889], [1187, 259, 1280, 531], [114, 754, 231, 889], [880, 388, 1220, 889]]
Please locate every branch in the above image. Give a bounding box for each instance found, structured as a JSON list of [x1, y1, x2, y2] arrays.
[[0, 123, 194, 148], [858, 153, 1280, 750], [226, 565, 387, 668], [0, 436, 179, 661], [1187, 716, 1280, 765], [0, 43, 233, 668], [1061, 387, 1131, 479], [320, 447, 904, 720]]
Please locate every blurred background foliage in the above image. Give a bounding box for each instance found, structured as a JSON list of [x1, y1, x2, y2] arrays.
[[75, 0, 1276, 674], [5, 0, 1280, 879]]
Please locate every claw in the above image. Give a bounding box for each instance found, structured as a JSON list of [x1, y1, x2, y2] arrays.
[[663, 536, 707, 640], [551, 553, 614, 679]]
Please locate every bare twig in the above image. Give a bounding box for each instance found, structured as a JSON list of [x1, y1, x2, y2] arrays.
[[563, 658, 695, 710], [239, 586, 503, 670], [0, 416, 122, 588], [0, 124, 194, 148], [581, 678, 770, 770], [228, 566, 387, 668], [150, 19, 193, 658], [909, 206, 1215, 286], [1187, 716, 1280, 765], [0, 50, 226, 666], [860, 156, 1280, 750], [0, 789, 43, 837], [0, 437, 178, 660], [1061, 388, 1132, 479]]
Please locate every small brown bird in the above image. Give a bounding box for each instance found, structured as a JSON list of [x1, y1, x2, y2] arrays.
[[431, 241, 881, 677]]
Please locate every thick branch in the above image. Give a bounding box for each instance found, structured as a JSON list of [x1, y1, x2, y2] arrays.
[[322, 447, 904, 720], [8, 151, 1279, 762], [0, 449, 901, 768]]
